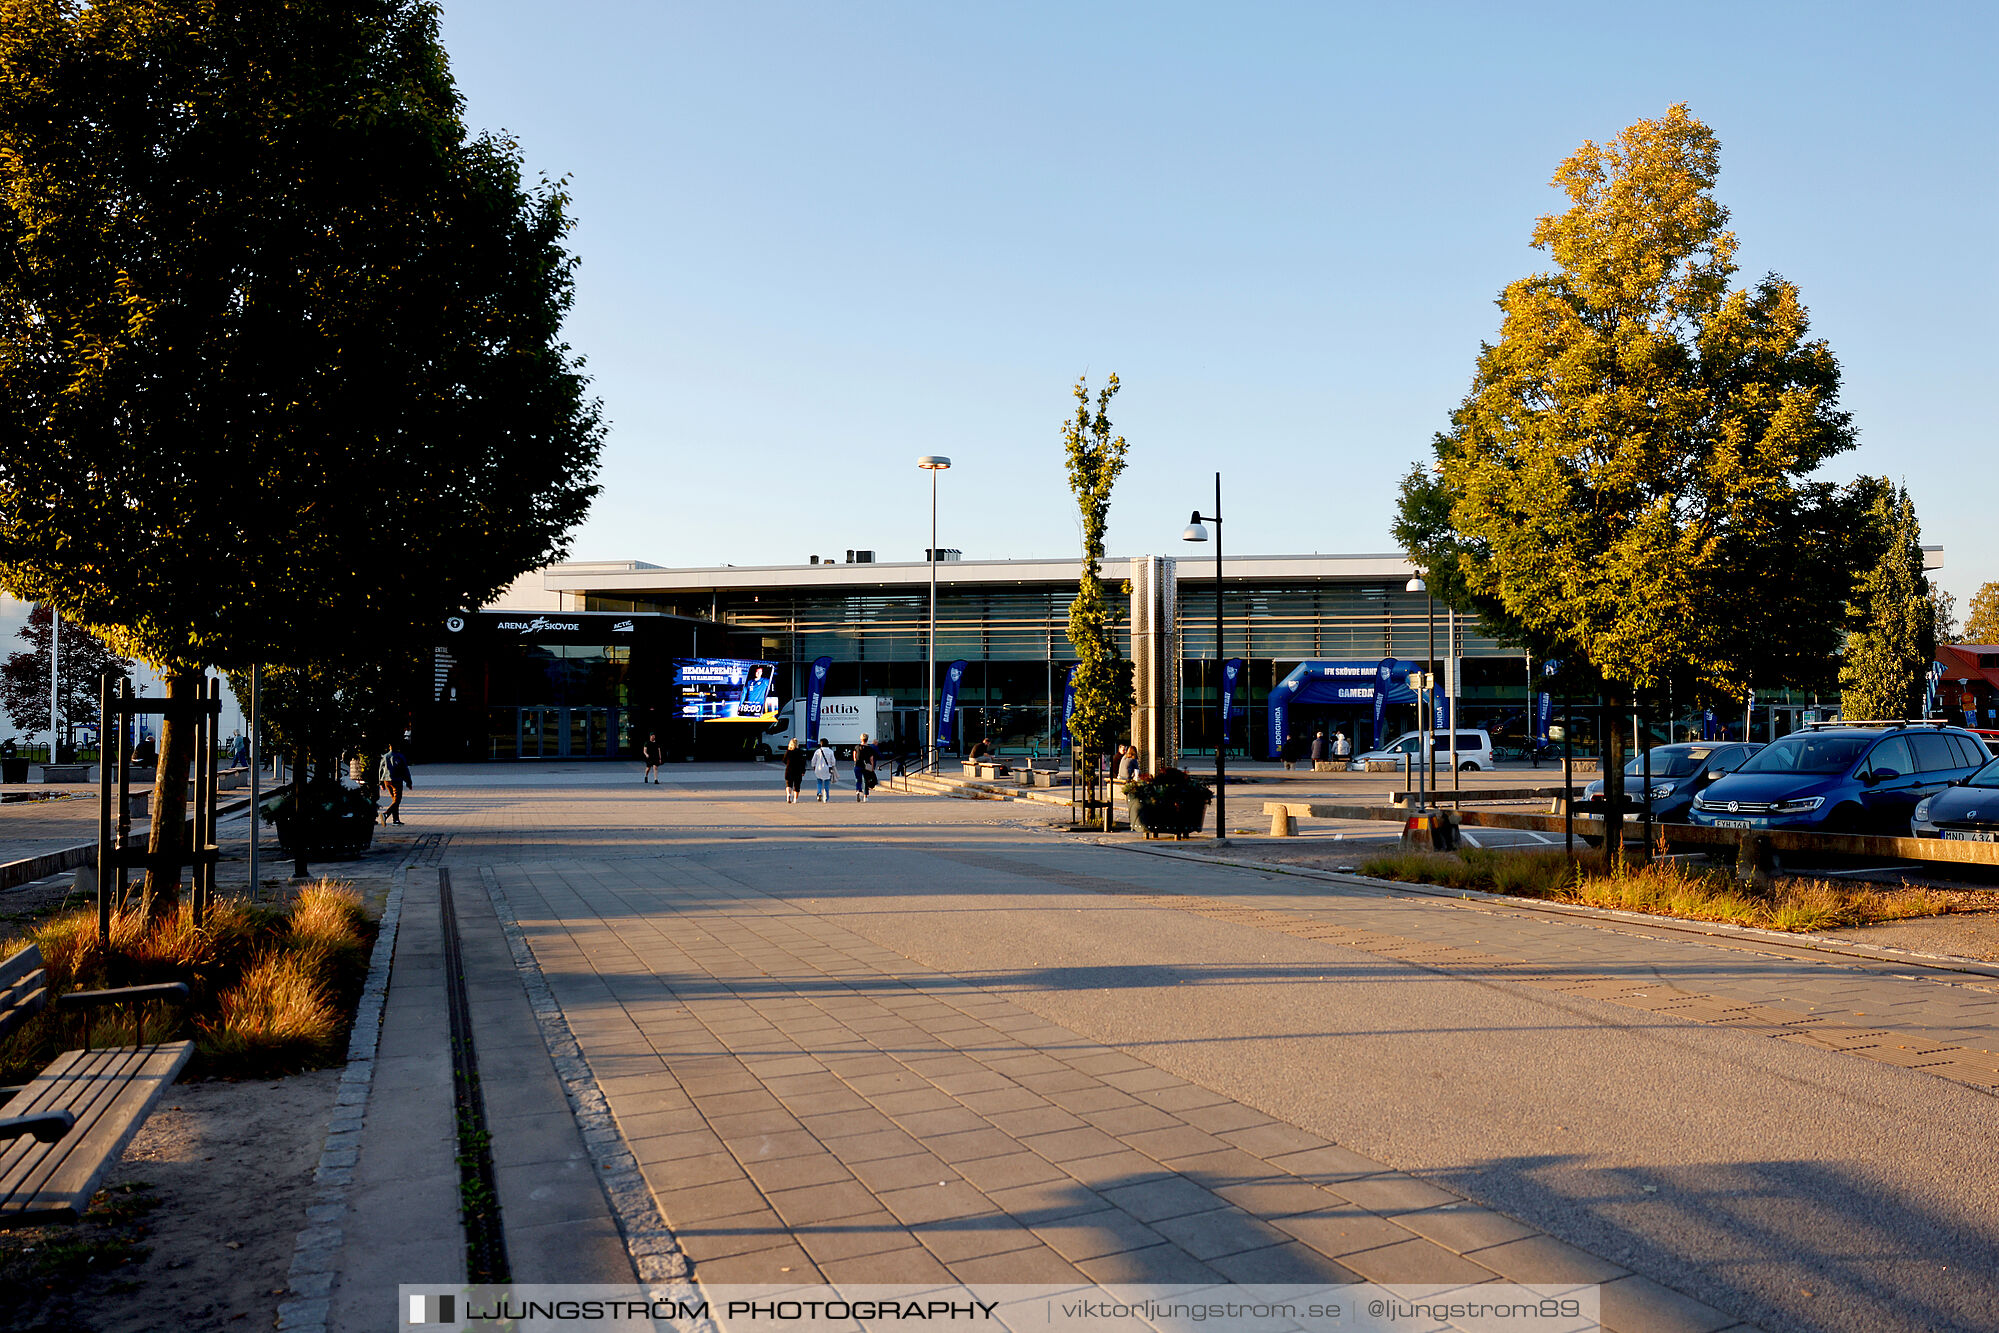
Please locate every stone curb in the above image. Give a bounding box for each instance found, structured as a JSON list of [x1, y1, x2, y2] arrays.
[[478, 866, 711, 1327], [274, 855, 414, 1332], [1108, 840, 1999, 983]]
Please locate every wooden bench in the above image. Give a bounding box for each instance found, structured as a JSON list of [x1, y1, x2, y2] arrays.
[[0, 945, 194, 1226]]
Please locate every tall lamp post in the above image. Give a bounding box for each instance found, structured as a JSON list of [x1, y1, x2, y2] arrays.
[[1182, 473, 1227, 845], [918, 456, 951, 770], [1405, 576, 1430, 808]]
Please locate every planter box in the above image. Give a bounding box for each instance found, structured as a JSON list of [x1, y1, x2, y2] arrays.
[[1128, 794, 1210, 840], [274, 814, 377, 859]]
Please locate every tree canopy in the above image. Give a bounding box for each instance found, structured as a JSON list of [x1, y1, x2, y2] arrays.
[[0, 0, 604, 674], [1398, 105, 1871, 703], [1, 603, 132, 740], [1962, 582, 1999, 645], [1839, 483, 1934, 720]]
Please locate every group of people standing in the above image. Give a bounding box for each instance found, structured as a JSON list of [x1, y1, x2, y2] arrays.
[[781, 734, 879, 803], [1281, 727, 1351, 771]]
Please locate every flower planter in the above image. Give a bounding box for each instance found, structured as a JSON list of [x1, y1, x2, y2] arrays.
[[1128, 793, 1210, 840], [274, 813, 377, 859]]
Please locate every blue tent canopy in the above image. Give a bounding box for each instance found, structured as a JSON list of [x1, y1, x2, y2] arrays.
[[1265, 659, 1421, 759]]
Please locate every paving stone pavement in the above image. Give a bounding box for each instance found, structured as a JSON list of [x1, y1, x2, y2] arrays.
[[367, 766, 1999, 1333], [492, 855, 1713, 1325]]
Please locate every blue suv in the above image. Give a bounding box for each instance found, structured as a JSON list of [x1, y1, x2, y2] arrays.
[[1688, 722, 1992, 836]]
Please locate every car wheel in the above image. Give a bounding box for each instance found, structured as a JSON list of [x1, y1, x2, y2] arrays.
[[753, 743, 771, 759], [1458, 760, 1478, 772], [1824, 803, 1865, 834]]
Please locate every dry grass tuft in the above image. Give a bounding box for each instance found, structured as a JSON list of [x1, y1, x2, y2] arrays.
[[1, 882, 374, 1082], [1357, 846, 1949, 933]]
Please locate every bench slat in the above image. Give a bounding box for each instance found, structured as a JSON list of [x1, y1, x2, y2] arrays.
[[0, 1041, 193, 1223], [0, 1047, 155, 1201], [0, 984, 48, 1043], [0, 945, 42, 993]]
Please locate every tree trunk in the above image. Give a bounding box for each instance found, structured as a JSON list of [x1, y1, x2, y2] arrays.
[[142, 671, 199, 921], [1603, 686, 1627, 868]]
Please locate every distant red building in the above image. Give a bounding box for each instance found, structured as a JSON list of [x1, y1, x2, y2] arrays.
[[1936, 644, 1999, 731]]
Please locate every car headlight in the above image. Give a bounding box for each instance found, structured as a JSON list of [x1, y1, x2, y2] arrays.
[[1772, 796, 1825, 813], [1913, 798, 1933, 824], [1648, 784, 1675, 801]]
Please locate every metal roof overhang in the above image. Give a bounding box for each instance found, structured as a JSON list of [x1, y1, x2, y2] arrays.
[[538, 553, 1419, 597]]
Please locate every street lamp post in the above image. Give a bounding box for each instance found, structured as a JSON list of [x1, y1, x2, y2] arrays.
[[1182, 473, 1228, 846], [1405, 576, 1429, 809], [918, 456, 951, 770]]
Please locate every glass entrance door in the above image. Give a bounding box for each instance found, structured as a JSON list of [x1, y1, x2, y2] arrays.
[[516, 707, 618, 759]]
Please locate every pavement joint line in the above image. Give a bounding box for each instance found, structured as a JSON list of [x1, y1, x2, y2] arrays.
[[274, 843, 416, 1333], [1108, 840, 1999, 984], [478, 863, 710, 1313], [1086, 842, 1999, 1093]]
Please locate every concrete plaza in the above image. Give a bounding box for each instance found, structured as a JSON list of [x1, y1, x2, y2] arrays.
[[305, 762, 1996, 1333]]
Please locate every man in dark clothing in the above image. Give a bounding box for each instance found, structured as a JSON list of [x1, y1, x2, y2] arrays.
[[641, 732, 664, 783], [378, 743, 414, 825], [1309, 731, 1329, 768], [853, 733, 877, 802]]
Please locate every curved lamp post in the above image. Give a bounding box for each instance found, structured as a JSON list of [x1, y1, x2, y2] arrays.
[[1406, 575, 1431, 808], [1183, 474, 1227, 845], [918, 456, 951, 769]]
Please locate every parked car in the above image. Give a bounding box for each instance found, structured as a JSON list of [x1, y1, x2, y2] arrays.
[[1912, 752, 1999, 841], [1574, 742, 1762, 830], [1687, 722, 1991, 836], [1349, 728, 1495, 773]]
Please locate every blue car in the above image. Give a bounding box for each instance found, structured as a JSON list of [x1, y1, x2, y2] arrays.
[[1575, 741, 1762, 829], [1688, 722, 1992, 836]]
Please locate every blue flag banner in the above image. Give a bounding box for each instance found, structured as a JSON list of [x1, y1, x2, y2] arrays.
[[1542, 658, 1561, 679], [1536, 692, 1552, 745], [1431, 687, 1448, 734], [1059, 666, 1078, 750], [1701, 707, 1718, 741], [806, 656, 833, 741], [1373, 659, 1394, 744], [1219, 658, 1245, 744], [936, 660, 969, 750]]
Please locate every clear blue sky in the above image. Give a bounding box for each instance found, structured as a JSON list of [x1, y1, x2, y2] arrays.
[[440, 1, 1995, 609]]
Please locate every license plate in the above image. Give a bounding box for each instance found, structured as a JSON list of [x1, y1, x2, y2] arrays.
[[1714, 819, 1753, 829], [1942, 829, 1997, 842]]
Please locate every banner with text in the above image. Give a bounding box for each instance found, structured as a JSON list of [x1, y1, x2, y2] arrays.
[[1220, 658, 1245, 744], [936, 660, 968, 750], [806, 657, 833, 740]]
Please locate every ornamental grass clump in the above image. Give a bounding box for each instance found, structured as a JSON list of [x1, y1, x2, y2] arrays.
[[1356, 847, 1946, 933], [0, 879, 375, 1082]]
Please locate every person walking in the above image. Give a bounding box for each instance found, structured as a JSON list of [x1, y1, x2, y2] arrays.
[[853, 733, 877, 802], [810, 737, 837, 803], [781, 738, 808, 803], [378, 741, 414, 825], [1333, 729, 1353, 769], [640, 731, 664, 784]]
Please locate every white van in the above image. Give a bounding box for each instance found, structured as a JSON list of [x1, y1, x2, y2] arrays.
[[1350, 729, 1495, 772]]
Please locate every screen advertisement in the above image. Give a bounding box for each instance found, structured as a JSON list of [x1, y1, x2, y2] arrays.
[[674, 659, 779, 720]]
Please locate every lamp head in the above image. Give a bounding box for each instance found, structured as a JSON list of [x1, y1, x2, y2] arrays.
[[917, 455, 951, 470], [1182, 511, 1209, 543], [1405, 576, 1426, 593]]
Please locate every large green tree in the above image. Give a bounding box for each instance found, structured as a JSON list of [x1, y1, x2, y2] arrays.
[[0, 0, 603, 910], [1839, 483, 1935, 720], [1062, 374, 1133, 830], [1401, 105, 1871, 855]]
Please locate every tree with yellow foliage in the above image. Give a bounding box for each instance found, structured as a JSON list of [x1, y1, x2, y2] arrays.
[[1401, 106, 1877, 856]]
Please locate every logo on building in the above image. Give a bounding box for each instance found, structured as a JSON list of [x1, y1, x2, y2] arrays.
[[612, 619, 635, 633], [445, 616, 465, 633]]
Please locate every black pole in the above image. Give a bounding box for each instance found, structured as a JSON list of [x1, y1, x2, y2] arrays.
[[1563, 683, 1574, 859], [97, 673, 112, 948], [1640, 693, 1653, 863], [1426, 593, 1436, 792], [1213, 472, 1227, 845]]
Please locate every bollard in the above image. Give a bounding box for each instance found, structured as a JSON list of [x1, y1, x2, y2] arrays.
[[1270, 808, 1297, 837], [1401, 810, 1460, 852]]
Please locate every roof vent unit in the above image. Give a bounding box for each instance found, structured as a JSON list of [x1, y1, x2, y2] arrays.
[[846, 550, 875, 564], [809, 555, 819, 565], [925, 548, 963, 562]]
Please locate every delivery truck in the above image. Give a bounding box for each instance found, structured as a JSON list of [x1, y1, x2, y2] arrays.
[[755, 696, 897, 758]]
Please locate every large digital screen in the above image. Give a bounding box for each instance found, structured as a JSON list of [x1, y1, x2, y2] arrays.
[[674, 659, 780, 720]]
